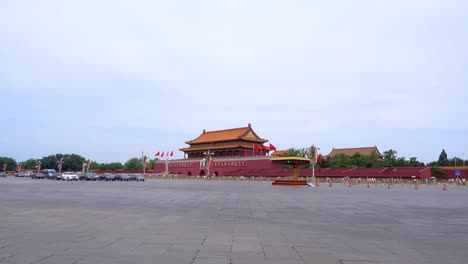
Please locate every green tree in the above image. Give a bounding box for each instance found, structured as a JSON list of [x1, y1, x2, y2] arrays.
[[366, 151, 381, 167], [408, 157, 425, 167], [124, 158, 143, 170], [438, 149, 448, 166], [108, 162, 124, 170], [350, 152, 380, 168], [88, 161, 100, 171], [40, 154, 86, 171], [329, 154, 351, 168], [449, 157, 464, 166], [431, 166, 445, 178], [21, 159, 38, 170], [0, 157, 17, 171], [383, 149, 398, 167], [396, 157, 408, 167], [148, 158, 158, 170], [63, 154, 86, 171]]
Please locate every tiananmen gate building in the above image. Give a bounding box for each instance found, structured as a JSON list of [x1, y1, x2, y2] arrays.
[[154, 124, 431, 179]]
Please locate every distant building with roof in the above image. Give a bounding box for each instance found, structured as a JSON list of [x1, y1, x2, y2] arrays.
[[327, 146, 383, 159]]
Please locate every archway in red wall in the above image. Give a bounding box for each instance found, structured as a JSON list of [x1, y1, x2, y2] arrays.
[[200, 170, 205, 176]]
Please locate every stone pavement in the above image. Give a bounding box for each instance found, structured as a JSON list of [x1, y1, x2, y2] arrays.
[[0, 178, 467, 264]]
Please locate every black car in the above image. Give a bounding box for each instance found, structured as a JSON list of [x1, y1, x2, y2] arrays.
[[79, 172, 97, 181], [129, 174, 145, 181], [98, 173, 115, 181], [115, 174, 130, 181], [0, 172, 6, 177], [31, 172, 45, 179], [16, 171, 33, 177], [49, 173, 60, 180]]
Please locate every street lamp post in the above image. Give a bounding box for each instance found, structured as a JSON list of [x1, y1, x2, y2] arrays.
[[203, 150, 214, 176], [57, 158, 64, 173], [36, 161, 42, 172], [310, 145, 320, 183]]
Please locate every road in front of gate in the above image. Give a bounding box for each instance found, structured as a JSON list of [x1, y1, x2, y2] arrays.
[[0, 178, 467, 264]]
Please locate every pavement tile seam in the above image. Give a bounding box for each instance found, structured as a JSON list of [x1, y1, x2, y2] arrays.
[[29, 253, 55, 264]]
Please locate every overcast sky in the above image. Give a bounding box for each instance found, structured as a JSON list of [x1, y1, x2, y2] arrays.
[[1, 0, 467, 163]]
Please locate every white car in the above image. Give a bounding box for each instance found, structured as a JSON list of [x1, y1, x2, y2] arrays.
[[62, 172, 79, 181]]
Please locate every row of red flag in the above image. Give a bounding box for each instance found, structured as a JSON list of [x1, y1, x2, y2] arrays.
[[154, 143, 277, 158], [154, 151, 173, 158], [253, 143, 277, 152]]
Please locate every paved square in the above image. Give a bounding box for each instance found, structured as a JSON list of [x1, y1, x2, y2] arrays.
[[0, 178, 467, 264]]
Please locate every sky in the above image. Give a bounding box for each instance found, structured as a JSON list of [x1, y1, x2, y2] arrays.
[[1, 0, 467, 164]]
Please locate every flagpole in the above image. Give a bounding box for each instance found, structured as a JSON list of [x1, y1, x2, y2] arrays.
[[142, 151, 145, 175]]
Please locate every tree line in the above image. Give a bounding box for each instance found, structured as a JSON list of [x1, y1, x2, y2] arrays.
[[282, 148, 466, 177], [1, 149, 465, 175], [0, 154, 159, 172]]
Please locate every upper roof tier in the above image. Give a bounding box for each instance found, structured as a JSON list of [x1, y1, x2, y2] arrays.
[[186, 123, 268, 145], [327, 146, 383, 157]]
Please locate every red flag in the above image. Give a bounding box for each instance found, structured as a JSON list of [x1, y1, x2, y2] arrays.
[[161, 152, 165, 158], [210, 157, 214, 166], [261, 145, 267, 152], [317, 154, 322, 165], [154, 152, 160, 157], [269, 143, 277, 152], [169, 150, 173, 157], [145, 161, 149, 168], [253, 145, 260, 151], [166, 151, 170, 157]]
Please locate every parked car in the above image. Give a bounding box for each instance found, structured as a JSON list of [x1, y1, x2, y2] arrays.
[[115, 174, 130, 181], [31, 172, 45, 179], [49, 173, 60, 180], [0, 172, 6, 177], [56, 173, 63, 180], [18, 171, 34, 177], [79, 172, 97, 181], [98, 173, 115, 181], [129, 174, 145, 181], [78, 173, 86, 180], [42, 169, 57, 179], [62, 172, 78, 181]]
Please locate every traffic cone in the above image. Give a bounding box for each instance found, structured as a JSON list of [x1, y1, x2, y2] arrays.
[[348, 181, 352, 188], [443, 183, 447, 191], [387, 183, 391, 189], [367, 181, 370, 188]]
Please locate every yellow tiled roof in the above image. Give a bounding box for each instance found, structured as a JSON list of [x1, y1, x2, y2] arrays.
[[186, 124, 267, 144], [327, 146, 383, 157]]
